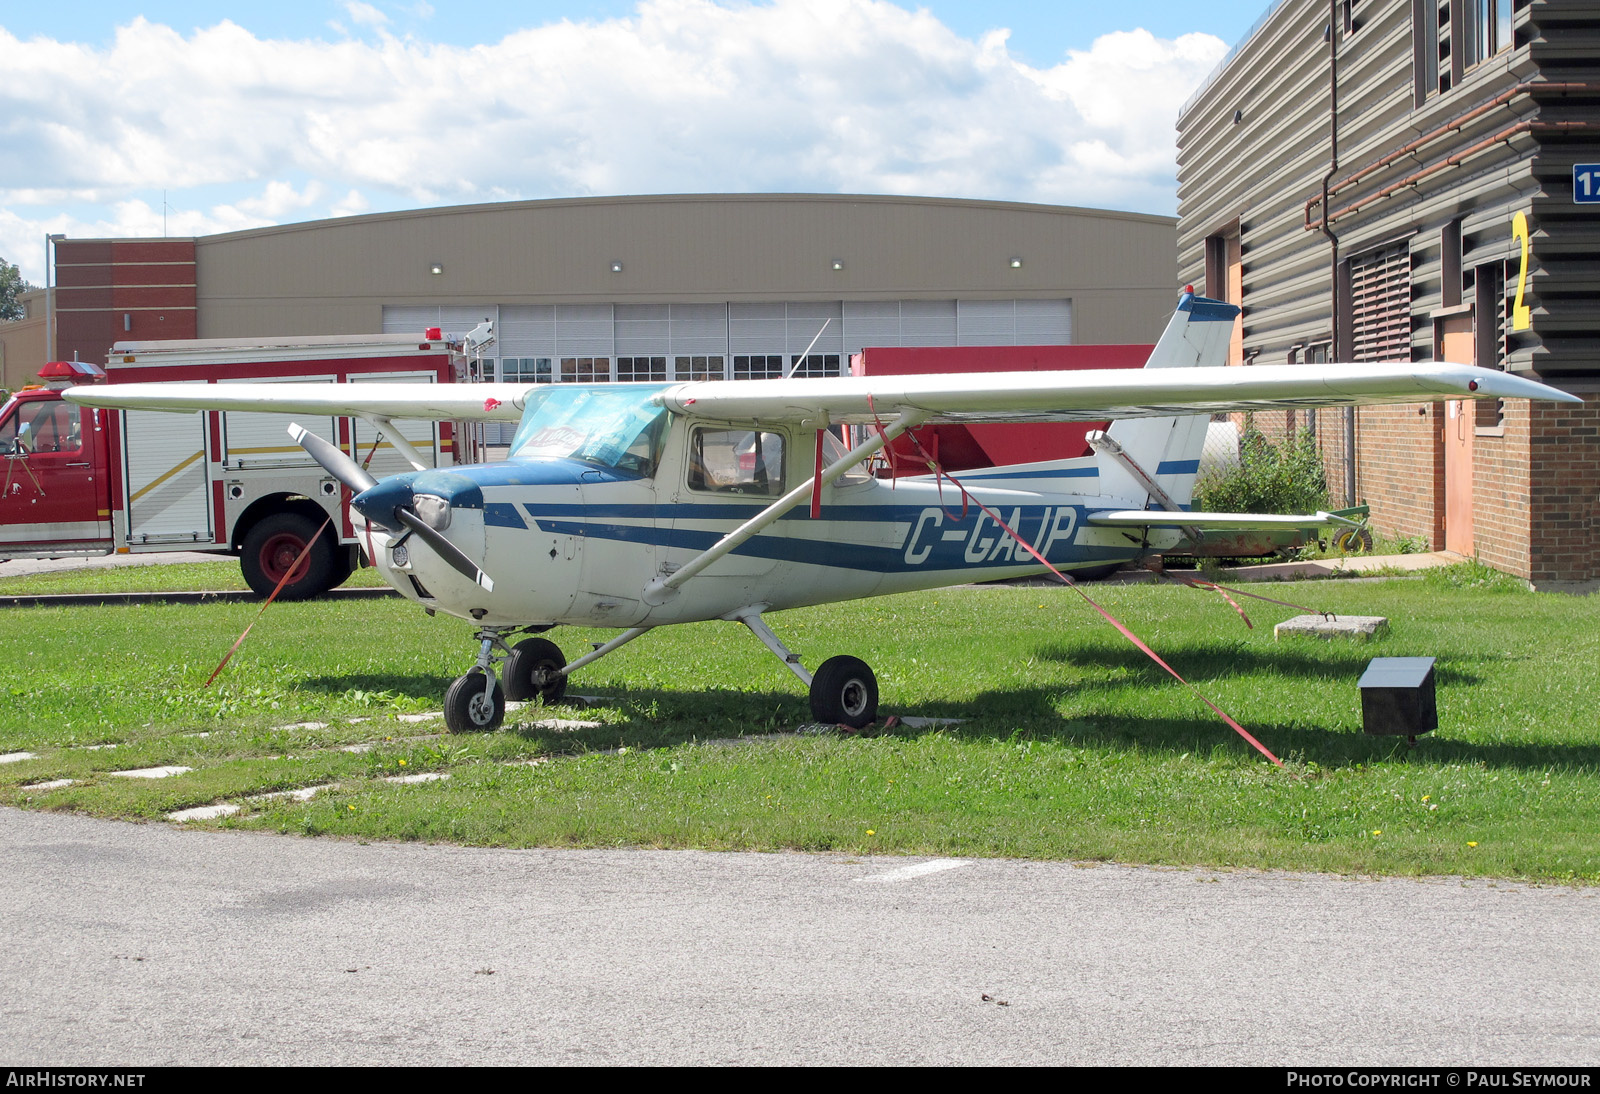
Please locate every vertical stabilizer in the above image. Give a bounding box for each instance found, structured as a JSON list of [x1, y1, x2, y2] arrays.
[[1096, 292, 1240, 508]]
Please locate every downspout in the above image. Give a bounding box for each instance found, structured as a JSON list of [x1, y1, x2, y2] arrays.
[[1319, 1, 1356, 507]]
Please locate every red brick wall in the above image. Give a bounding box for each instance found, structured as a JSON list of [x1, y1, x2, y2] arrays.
[[53, 239, 196, 366], [1527, 394, 1600, 586], [1468, 399, 1533, 580], [1350, 402, 1443, 547]]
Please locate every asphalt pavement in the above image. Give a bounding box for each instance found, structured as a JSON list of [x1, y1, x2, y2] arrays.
[[3, 807, 1596, 1066]]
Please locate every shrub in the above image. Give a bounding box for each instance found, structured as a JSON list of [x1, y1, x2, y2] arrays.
[[1195, 429, 1329, 514]]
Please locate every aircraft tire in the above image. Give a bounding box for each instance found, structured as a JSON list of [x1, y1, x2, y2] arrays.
[[239, 512, 339, 600], [809, 655, 878, 729], [503, 637, 568, 703], [444, 670, 505, 734]]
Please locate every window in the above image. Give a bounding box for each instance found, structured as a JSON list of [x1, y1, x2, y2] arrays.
[[789, 353, 841, 378], [616, 356, 668, 382], [560, 357, 610, 382], [1462, 0, 1512, 68], [687, 428, 785, 496], [3, 401, 81, 455], [733, 355, 785, 380], [674, 356, 725, 382], [502, 357, 553, 384], [508, 385, 670, 475]]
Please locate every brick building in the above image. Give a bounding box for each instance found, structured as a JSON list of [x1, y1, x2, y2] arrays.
[[1177, 0, 1599, 590]]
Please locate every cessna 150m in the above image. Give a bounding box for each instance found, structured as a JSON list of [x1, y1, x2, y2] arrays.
[[66, 293, 1575, 734]]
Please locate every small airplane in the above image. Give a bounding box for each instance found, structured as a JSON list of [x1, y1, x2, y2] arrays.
[[66, 292, 1576, 735]]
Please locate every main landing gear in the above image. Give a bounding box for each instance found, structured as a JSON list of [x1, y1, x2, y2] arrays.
[[440, 610, 881, 734], [730, 608, 880, 729]]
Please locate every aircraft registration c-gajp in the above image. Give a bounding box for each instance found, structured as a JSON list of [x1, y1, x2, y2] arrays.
[[66, 293, 1577, 735]]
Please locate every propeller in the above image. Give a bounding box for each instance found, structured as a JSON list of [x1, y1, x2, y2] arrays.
[[289, 422, 494, 592], [289, 423, 378, 495]]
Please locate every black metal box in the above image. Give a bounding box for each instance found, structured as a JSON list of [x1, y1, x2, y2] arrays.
[[1358, 657, 1437, 737]]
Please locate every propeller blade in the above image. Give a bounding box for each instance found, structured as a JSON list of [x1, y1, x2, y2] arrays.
[[395, 507, 495, 592], [289, 423, 379, 495]]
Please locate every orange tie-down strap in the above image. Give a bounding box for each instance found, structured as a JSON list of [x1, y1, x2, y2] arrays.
[[871, 399, 1283, 768]]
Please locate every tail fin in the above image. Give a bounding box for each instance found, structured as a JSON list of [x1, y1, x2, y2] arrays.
[[1096, 291, 1239, 508]]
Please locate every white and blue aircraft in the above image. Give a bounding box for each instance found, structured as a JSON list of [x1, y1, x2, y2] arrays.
[[67, 293, 1575, 733]]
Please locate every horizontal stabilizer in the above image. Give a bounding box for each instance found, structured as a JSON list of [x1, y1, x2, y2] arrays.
[[1087, 510, 1362, 530]]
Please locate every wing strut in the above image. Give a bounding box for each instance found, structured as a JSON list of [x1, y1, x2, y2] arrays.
[[642, 409, 925, 605], [360, 415, 429, 472]]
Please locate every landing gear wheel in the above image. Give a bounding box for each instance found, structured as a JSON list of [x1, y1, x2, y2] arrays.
[[503, 637, 568, 703], [1331, 527, 1375, 554], [444, 670, 505, 734], [809, 655, 878, 729], [240, 512, 338, 600]]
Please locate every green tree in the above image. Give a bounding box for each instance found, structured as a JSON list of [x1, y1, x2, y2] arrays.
[[1, 257, 36, 322]]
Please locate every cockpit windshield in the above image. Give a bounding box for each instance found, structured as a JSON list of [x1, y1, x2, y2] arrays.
[[507, 384, 672, 476]]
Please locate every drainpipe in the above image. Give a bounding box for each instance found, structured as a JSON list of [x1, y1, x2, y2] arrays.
[[1319, 2, 1356, 507]]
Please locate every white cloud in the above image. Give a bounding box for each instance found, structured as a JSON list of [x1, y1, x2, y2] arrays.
[[343, 2, 391, 29], [0, 0, 1226, 277]]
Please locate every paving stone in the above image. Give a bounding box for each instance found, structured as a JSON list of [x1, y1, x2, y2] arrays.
[[394, 712, 442, 723], [166, 803, 240, 822], [383, 772, 450, 784], [271, 721, 327, 731], [81, 744, 118, 751], [20, 779, 74, 791], [1274, 614, 1390, 641], [107, 766, 192, 779], [0, 752, 38, 764]]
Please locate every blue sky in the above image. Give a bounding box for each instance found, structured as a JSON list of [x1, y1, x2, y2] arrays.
[[1, 1, 1277, 281]]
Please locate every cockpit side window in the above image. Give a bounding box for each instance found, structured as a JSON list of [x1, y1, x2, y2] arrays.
[[687, 428, 785, 496]]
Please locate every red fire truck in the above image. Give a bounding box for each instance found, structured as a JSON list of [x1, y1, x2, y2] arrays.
[[0, 331, 483, 598]]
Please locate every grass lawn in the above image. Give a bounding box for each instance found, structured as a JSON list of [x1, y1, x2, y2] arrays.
[[1, 561, 1595, 880]]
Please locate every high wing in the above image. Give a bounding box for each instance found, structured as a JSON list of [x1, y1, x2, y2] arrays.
[[653, 362, 1578, 424], [65, 361, 1576, 424], [63, 382, 534, 421]]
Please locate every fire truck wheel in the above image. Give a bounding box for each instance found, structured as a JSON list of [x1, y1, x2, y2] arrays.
[[240, 513, 339, 600]]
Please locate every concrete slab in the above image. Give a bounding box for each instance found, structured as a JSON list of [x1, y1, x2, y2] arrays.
[[394, 712, 442, 723], [523, 718, 603, 731], [0, 752, 38, 764], [81, 743, 118, 751], [20, 779, 74, 791], [1274, 614, 1390, 641], [107, 766, 192, 779], [166, 803, 240, 822], [270, 722, 327, 732], [247, 784, 338, 803], [383, 772, 449, 784]]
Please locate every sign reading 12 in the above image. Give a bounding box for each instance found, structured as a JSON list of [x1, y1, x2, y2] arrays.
[[1510, 212, 1532, 333]]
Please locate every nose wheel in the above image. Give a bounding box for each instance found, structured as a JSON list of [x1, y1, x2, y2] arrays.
[[444, 670, 505, 734]]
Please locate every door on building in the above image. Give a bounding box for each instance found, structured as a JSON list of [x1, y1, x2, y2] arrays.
[[1438, 315, 1474, 555]]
